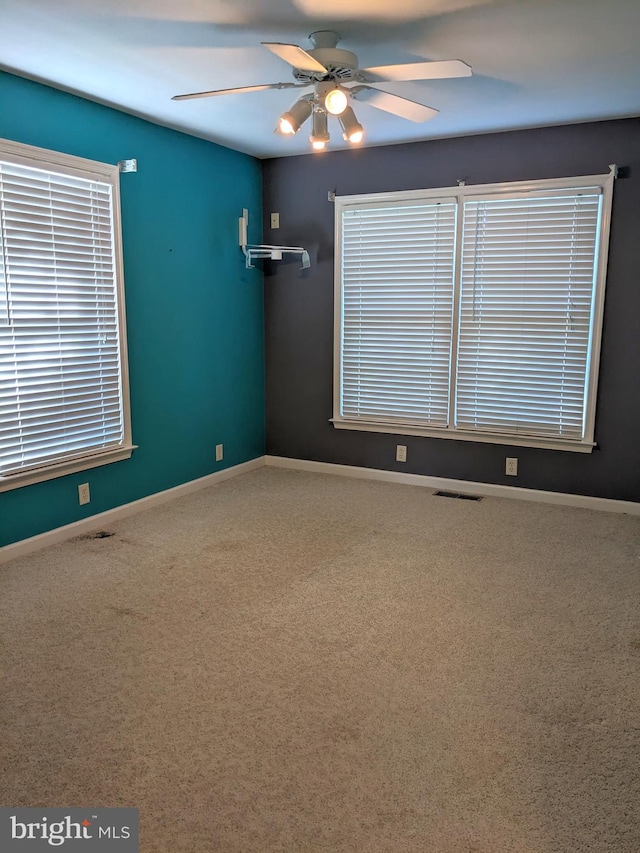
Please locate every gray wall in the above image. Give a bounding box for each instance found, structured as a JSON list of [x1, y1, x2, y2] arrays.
[[262, 119, 640, 501]]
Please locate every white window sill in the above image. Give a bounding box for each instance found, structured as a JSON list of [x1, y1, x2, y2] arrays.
[[0, 446, 137, 493], [331, 419, 595, 453]]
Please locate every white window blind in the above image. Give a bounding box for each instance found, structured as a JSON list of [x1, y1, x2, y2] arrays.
[[334, 174, 614, 452], [340, 201, 456, 426], [0, 141, 131, 485], [456, 190, 602, 439]]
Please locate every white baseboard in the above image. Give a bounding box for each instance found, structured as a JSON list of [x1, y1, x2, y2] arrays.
[[265, 456, 640, 516], [0, 457, 266, 564], [4, 454, 638, 564]]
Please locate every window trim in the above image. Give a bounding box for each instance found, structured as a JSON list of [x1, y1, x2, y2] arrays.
[[0, 137, 135, 492], [332, 172, 615, 453]]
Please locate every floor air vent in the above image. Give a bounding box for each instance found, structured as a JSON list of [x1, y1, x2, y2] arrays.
[[433, 490, 483, 501]]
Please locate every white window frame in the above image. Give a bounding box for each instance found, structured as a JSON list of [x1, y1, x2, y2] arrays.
[[0, 138, 134, 492], [333, 172, 615, 453]]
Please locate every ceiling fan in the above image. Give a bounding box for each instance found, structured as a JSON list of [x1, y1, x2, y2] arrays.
[[172, 31, 472, 151]]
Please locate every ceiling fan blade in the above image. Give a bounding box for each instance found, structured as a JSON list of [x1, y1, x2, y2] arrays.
[[262, 42, 328, 74], [172, 83, 301, 101], [350, 86, 439, 123], [362, 59, 472, 82]]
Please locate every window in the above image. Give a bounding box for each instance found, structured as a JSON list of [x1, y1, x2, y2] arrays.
[[0, 138, 133, 491], [333, 172, 615, 452]]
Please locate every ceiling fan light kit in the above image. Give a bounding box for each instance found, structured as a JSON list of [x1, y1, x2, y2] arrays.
[[278, 80, 359, 152], [173, 30, 472, 153], [323, 86, 348, 116], [338, 107, 364, 143], [278, 96, 314, 134], [310, 107, 331, 150]]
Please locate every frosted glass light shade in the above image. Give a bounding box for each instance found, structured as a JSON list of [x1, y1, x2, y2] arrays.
[[324, 88, 348, 115]]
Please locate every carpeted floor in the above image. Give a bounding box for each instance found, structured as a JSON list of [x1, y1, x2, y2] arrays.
[[1, 467, 640, 851]]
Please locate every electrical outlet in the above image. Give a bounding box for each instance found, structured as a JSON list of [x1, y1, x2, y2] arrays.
[[270, 212, 280, 229], [396, 445, 407, 463], [78, 483, 91, 505], [505, 457, 518, 476], [215, 444, 224, 462]]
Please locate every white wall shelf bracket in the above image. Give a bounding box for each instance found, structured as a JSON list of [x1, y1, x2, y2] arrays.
[[242, 244, 310, 269], [238, 210, 310, 269]]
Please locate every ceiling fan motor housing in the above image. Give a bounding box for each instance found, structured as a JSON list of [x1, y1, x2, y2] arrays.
[[293, 50, 359, 82], [293, 32, 359, 83]]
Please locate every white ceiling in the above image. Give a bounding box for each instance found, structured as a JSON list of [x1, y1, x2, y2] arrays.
[[2, 0, 640, 159]]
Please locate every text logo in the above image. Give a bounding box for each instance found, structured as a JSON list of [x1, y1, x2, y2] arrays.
[[1, 809, 138, 851]]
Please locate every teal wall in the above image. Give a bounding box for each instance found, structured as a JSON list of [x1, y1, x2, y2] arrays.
[[0, 71, 265, 547]]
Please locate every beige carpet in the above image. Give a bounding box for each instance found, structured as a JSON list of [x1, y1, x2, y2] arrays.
[[1, 467, 640, 852]]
